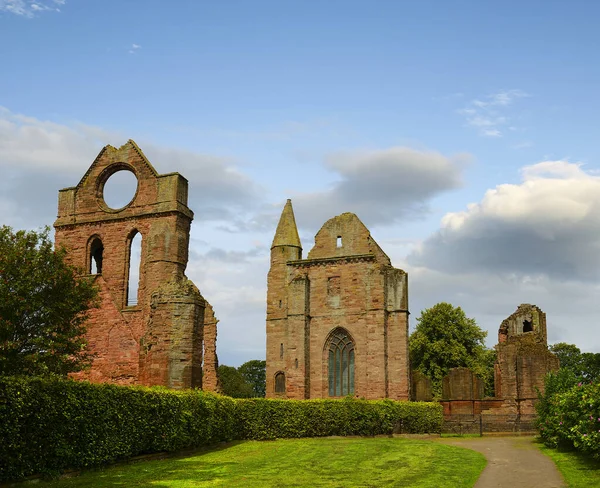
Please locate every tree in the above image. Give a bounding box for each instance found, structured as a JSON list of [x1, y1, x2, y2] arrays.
[[580, 352, 600, 382], [0, 226, 99, 376], [409, 302, 493, 397], [238, 359, 266, 397], [549, 342, 583, 373], [217, 365, 254, 398], [549, 342, 600, 383]]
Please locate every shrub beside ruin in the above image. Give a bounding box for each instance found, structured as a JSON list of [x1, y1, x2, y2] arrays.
[[0, 376, 442, 481], [537, 377, 600, 458]]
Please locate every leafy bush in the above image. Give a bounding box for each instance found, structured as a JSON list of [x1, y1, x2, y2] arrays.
[[537, 374, 600, 458], [0, 376, 442, 481]]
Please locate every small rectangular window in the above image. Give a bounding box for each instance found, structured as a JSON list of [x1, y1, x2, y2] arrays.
[[280, 343, 284, 359], [336, 236, 342, 247]]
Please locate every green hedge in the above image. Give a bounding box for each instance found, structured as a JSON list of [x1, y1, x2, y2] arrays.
[[0, 376, 237, 481], [236, 397, 442, 440], [0, 376, 442, 482]]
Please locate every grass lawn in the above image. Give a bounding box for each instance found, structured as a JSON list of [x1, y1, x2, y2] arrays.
[[537, 443, 600, 488], [43, 437, 486, 487]]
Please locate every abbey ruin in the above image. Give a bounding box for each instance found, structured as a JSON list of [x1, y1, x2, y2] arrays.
[[265, 200, 410, 400], [417, 304, 560, 427], [54, 140, 218, 390], [52, 140, 558, 419]]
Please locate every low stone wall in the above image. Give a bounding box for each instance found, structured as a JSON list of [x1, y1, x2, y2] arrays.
[[440, 399, 504, 416], [442, 414, 538, 435]]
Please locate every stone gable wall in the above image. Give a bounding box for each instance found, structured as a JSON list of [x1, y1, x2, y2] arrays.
[[55, 140, 218, 390], [266, 208, 409, 400]]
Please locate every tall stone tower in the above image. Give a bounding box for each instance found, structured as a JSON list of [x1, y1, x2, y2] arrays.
[[265, 200, 410, 400], [54, 140, 218, 390], [494, 304, 559, 414]]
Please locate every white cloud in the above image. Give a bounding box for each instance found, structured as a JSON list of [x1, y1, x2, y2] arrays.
[[288, 146, 467, 230], [402, 263, 600, 352], [513, 141, 534, 150], [0, 106, 262, 229], [458, 89, 529, 138], [409, 159, 600, 282], [473, 89, 528, 108], [186, 246, 269, 365], [0, 107, 112, 172], [0, 0, 63, 16], [129, 43, 141, 54]]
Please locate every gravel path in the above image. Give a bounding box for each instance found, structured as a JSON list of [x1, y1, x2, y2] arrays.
[[436, 436, 564, 488]]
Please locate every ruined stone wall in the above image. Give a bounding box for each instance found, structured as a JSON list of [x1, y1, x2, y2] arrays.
[[201, 304, 220, 392], [411, 370, 433, 402], [266, 206, 410, 400], [442, 367, 484, 401], [494, 304, 559, 414], [439, 304, 559, 420], [54, 140, 218, 390]]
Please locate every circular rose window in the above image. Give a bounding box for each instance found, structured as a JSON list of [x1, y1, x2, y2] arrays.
[[102, 169, 138, 210]]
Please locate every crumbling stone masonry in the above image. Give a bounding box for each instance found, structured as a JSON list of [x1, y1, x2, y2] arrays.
[[265, 200, 410, 400], [411, 370, 433, 402], [494, 304, 559, 414], [438, 304, 559, 419], [442, 367, 485, 403], [54, 140, 218, 390]]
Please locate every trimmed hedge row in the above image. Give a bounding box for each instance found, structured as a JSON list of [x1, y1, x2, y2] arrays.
[[0, 376, 442, 481], [237, 397, 441, 440], [0, 376, 237, 481]]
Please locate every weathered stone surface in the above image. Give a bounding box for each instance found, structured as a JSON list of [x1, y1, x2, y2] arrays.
[[494, 304, 559, 414], [442, 367, 484, 401], [54, 140, 218, 390], [411, 370, 433, 402], [441, 304, 559, 419], [266, 202, 410, 400]]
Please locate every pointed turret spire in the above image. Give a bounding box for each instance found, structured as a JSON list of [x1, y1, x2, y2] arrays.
[[271, 199, 302, 250]]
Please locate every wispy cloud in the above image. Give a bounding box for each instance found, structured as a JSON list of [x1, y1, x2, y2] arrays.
[[482, 128, 502, 137], [128, 43, 141, 54], [458, 89, 529, 138], [513, 141, 534, 150], [0, 0, 64, 17]]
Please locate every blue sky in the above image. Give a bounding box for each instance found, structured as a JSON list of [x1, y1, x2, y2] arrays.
[[2, 1, 600, 365]]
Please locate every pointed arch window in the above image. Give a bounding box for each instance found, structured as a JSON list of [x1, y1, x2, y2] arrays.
[[89, 237, 103, 274], [126, 231, 142, 306], [328, 328, 355, 397]]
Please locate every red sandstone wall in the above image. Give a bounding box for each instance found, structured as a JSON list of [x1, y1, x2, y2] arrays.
[[69, 275, 141, 385], [266, 210, 409, 400], [55, 141, 218, 391], [202, 303, 219, 392]]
